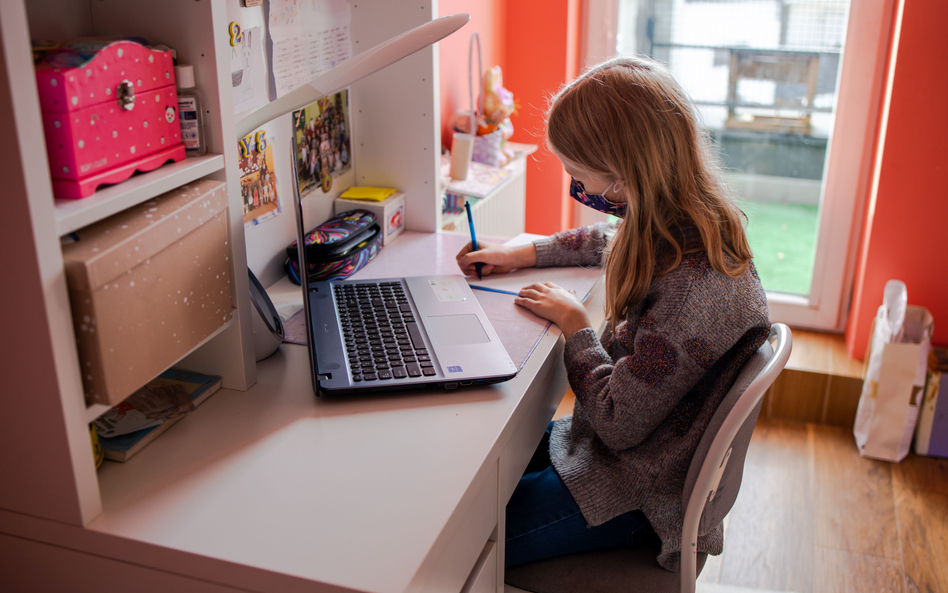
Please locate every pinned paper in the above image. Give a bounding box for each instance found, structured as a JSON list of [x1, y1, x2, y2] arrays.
[[239, 129, 280, 228], [264, 0, 352, 99], [231, 26, 269, 115], [340, 186, 397, 202]]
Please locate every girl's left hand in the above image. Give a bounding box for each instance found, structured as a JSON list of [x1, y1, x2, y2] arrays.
[[515, 282, 592, 338]]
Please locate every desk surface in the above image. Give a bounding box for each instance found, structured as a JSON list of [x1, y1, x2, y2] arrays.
[[15, 232, 604, 593]]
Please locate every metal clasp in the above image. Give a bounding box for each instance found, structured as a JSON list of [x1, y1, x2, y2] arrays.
[[117, 80, 135, 111]]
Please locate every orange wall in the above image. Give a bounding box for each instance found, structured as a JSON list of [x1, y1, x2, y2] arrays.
[[439, 0, 582, 235], [505, 0, 581, 235], [438, 0, 506, 151], [846, 0, 948, 357]]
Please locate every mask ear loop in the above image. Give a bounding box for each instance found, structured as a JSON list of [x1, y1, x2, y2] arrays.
[[601, 181, 624, 204], [607, 179, 626, 195]]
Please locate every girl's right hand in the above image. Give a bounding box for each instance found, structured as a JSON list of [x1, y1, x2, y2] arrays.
[[456, 242, 537, 277]]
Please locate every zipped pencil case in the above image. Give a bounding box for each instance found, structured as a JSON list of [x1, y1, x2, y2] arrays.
[[285, 209, 382, 284]]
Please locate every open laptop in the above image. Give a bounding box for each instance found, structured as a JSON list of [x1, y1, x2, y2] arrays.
[[290, 137, 517, 396]]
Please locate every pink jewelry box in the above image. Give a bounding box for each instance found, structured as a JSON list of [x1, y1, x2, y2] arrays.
[[35, 40, 186, 199]]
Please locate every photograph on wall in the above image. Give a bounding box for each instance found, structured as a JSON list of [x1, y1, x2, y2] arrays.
[[240, 129, 280, 228], [292, 89, 351, 197]]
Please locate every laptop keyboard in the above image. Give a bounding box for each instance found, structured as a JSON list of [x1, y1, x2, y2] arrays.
[[334, 282, 437, 382]]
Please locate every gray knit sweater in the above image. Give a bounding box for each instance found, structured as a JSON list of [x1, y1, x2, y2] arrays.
[[533, 222, 770, 571]]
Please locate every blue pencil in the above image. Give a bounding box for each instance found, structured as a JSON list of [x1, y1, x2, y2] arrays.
[[464, 201, 483, 280], [469, 285, 519, 297]]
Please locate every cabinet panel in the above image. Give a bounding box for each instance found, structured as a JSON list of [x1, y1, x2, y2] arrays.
[[411, 460, 499, 592], [0, 0, 102, 526], [350, 1, 440, 233], [0, 532, 241, 593], [25, 0, 94, 40], [462, 540, 498, 593]]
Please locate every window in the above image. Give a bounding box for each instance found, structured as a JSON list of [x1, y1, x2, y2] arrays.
[[581, 0, 893, 329]]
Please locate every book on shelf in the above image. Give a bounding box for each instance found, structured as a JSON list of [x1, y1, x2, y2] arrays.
[[93, 369, 222, 462], [442, 193, 479, 215]]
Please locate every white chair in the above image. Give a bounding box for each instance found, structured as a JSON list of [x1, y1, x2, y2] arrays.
[[504, 324, 792, 593]]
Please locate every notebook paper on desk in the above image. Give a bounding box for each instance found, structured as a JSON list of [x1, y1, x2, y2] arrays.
[[466, 236, 603, 368]]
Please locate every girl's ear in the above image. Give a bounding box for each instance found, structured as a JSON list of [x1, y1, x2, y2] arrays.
[[611, 179, 625, 195]]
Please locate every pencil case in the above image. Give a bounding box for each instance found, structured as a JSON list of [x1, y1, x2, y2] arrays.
[[284, 209, 382, 284]]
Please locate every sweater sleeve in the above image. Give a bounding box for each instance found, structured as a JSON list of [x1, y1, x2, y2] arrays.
[[563, 325, 710, 451], [533, 222, 617, 268]]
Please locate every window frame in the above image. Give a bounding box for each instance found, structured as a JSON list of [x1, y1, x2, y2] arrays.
[[579, 0, 896, 330]]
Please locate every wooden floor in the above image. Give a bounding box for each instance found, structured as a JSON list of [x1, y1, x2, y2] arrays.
[[699, 418, 948, 593], [552, 396, 948, 592]]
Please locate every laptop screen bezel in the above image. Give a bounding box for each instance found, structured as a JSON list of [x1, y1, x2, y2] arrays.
[[289, 132, 324, 395]]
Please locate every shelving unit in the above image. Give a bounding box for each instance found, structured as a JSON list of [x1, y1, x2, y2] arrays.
[[2, 0, 443, 536], [1, 0, 258, 528]]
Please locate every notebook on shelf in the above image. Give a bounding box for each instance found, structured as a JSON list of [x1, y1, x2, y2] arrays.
[[94, 369, 222, 462]]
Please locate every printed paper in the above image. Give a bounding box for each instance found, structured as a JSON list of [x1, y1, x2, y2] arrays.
[[265, 0, 352, 99]]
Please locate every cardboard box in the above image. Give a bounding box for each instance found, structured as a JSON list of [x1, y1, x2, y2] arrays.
[[62, 179, 232, 405], [334, 192, 405, 245]]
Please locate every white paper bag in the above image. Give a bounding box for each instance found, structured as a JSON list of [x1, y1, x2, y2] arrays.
[[854, 283, 934, 462]]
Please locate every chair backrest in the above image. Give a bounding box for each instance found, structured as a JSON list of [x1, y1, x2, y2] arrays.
[[678, 323, 792, 593]]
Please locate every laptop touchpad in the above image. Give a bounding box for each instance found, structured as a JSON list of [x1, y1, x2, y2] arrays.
[[425, 314, 490, 347]]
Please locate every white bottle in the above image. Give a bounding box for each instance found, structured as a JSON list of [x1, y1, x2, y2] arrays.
[[175, 65, 206, 156]]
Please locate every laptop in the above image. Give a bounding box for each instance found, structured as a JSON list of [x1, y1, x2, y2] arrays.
[[289, 138, 517, 396]]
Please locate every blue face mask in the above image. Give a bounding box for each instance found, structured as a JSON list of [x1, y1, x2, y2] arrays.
[[569, 177, 627, 218]]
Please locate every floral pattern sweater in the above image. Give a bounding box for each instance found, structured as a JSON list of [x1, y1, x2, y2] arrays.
[[533, 222, 771, 571]]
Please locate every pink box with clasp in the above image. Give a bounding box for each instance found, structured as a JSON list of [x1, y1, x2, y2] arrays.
[[35, 40, 186, 199]]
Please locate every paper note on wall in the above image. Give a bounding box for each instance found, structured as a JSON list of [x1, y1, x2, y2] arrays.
[[231, 26, 269, 115], [264, 0, 353, 100]]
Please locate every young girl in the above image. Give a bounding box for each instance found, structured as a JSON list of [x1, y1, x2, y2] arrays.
[[457, 56, 771, 571]]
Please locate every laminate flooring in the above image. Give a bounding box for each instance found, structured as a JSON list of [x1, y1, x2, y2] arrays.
[[699, 418, 948, 593], [550, 395, 948, 592]]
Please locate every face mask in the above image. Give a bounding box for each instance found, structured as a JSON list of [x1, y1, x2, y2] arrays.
[[569, 177, 627, 218]]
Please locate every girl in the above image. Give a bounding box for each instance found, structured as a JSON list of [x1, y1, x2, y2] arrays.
[[457, 56, 771, 571]]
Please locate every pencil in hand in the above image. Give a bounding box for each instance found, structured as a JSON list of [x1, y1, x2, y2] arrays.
[[464, 201, 483, 279]]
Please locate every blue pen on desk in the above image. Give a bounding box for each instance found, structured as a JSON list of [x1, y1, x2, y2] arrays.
[[469, 285, 519, 297], [464, 200, 482, 280]]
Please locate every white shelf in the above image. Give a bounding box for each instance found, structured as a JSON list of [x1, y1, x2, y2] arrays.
[[55, 154, 225, 236]]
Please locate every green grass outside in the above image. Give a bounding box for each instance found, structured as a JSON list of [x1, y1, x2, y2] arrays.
[[740, 201, 819, 296]]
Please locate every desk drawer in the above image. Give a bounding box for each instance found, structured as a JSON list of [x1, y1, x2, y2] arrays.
[[500, 354, 566, 502], [461, 540, 497, 593], [410, 462, 498, 592]]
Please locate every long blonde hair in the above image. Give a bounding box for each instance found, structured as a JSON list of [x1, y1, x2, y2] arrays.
[[547, 56, 753, 324]]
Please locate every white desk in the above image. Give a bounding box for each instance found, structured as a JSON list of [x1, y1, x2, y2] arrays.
[[0, 231, 604, 593]]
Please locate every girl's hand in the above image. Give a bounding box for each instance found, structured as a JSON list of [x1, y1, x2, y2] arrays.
[[456, 242, 537, 277], [515, 282, 592, 338]]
